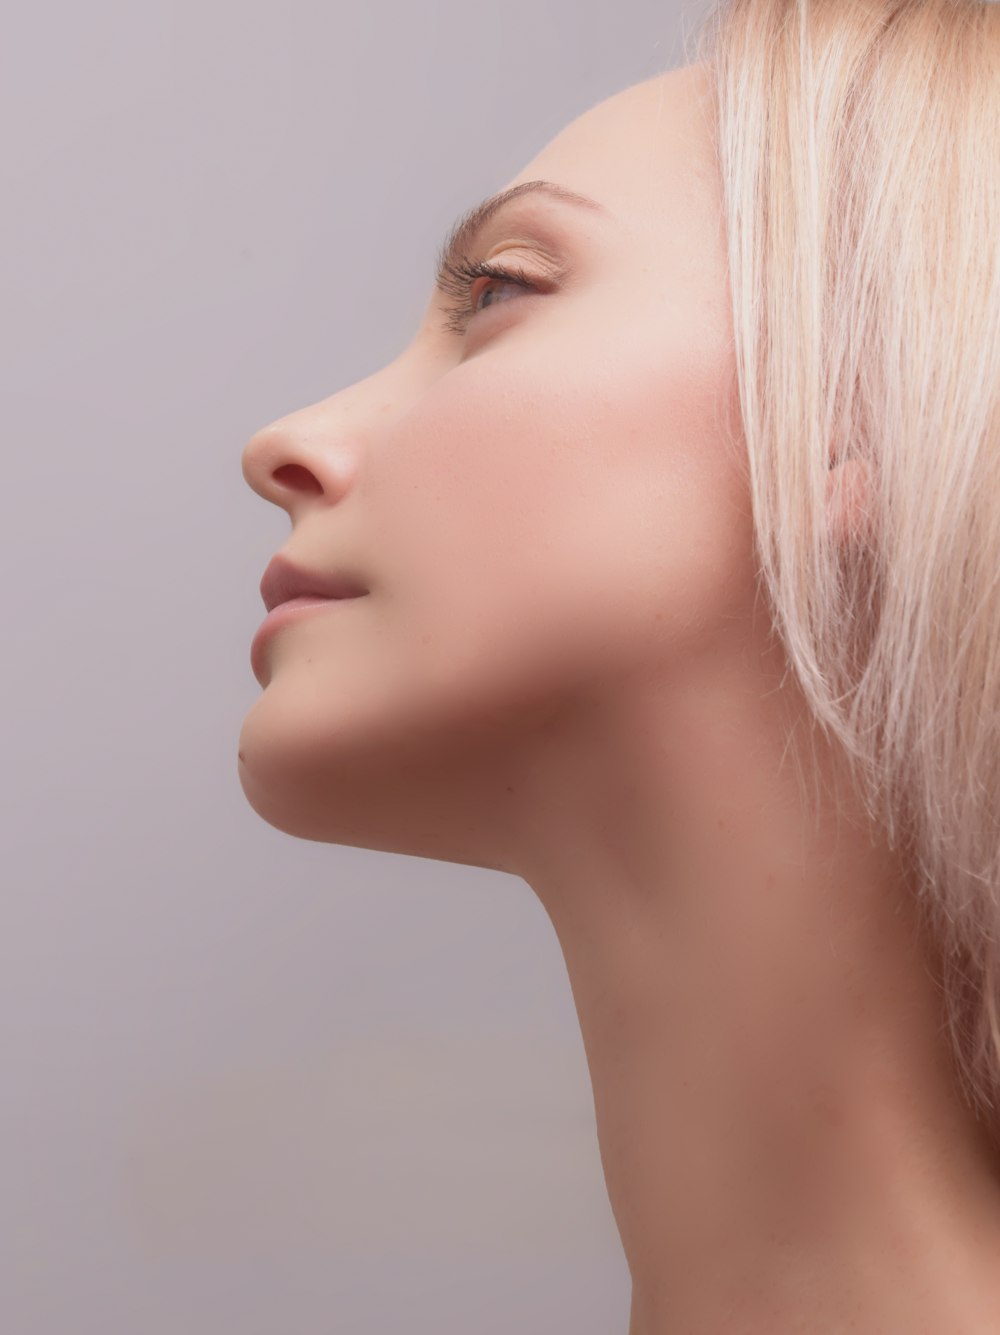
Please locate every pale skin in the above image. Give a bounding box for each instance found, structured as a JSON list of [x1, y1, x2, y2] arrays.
[[239, 63, 1000, 1333]]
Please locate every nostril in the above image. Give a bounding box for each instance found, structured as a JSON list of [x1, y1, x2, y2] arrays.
[[273, 462, 322, 495]]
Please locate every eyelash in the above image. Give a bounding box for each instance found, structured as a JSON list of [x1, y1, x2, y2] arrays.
[[436, 254, 541, 336]]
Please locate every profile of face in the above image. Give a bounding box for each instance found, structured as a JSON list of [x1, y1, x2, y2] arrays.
[[238, 63, 754, 875]]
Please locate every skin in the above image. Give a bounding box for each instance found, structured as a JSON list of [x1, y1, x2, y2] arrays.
[[239, 64, 1000, 1333]]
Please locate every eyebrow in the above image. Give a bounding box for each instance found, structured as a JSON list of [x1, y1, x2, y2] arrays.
[[434, 180, 608, 284]]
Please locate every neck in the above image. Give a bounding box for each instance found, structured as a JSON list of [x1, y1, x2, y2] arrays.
[[502, 657, 1000, 1333]]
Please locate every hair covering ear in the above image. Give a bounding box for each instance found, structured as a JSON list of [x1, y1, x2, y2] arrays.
[[825, 455, 873, 546]]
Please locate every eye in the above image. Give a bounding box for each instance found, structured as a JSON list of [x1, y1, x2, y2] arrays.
[[436, 255, 542, 337]]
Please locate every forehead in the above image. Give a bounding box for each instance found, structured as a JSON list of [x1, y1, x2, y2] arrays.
[[502, 64, 720, 239]]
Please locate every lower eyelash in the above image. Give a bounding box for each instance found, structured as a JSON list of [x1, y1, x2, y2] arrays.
[[436, 254, 540, 336]]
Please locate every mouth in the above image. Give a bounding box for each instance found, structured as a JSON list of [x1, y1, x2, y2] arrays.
[[260, 552, 369, 613]]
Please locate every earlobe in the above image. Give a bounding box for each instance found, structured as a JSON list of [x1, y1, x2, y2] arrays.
[[826, 455, 874, 545]]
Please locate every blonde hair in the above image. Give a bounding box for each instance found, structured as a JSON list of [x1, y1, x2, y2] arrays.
[[688, 0, 1000, 1140]]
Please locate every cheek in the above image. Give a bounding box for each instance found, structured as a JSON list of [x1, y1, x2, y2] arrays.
[[526, 375, 752, 687], [370, 308, 752, 698]]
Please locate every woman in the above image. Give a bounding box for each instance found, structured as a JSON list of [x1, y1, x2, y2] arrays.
[[238, 1, 1000, 1329]]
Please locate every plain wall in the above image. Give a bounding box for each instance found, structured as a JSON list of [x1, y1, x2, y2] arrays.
[[2, 2, 710, 1331]]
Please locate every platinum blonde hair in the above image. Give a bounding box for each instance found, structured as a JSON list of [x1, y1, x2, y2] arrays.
[[689, 0, 1000, 1139]]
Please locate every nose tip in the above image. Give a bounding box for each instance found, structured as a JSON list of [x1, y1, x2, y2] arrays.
[[241, 422, 277, 489], [241, 422, 301, 502], [241, 415, 359, 514]]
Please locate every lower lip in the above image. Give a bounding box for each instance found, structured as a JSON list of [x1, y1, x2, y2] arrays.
[[250, 595, 366, 679]]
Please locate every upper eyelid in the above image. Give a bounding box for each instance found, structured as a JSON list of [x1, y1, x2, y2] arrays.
[[435, 211, 582, 291], [437, 250, 556, 295], [424, 220, 595, 338], [438, 245, 562, 296], [433, 181, 611, 283], [431, 240, 567, 320]]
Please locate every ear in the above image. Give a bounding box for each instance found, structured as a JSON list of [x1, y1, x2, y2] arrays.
[[825, 455, 874, 545]]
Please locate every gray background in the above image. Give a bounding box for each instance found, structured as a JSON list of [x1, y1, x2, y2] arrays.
[[3, 2, 708, 1330]]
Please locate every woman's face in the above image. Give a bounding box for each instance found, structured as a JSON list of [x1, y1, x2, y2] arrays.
[[238, 63, 752, 869]]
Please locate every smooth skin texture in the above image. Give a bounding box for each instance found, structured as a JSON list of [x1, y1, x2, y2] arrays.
[[239, 65, 1000, 1333]]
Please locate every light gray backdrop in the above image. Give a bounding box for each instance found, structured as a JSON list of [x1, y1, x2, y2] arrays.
[[3, 2, 709, 1331]]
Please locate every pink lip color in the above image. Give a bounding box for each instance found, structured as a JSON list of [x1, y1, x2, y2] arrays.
[[250, 595, 365, 680]]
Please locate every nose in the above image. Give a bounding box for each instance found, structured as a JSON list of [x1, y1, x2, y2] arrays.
[[241, 406, 361, 519], [241, 335, 433, 518]]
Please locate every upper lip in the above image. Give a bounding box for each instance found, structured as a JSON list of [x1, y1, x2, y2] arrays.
[[260, 553, 368, 613]]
